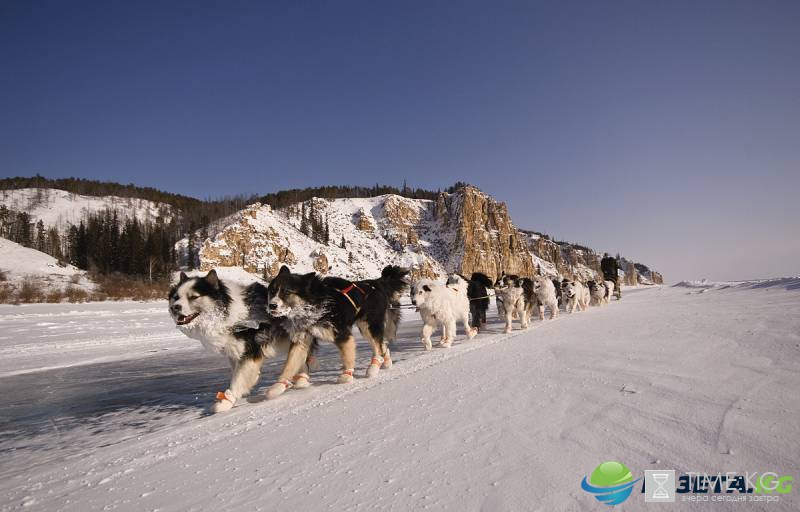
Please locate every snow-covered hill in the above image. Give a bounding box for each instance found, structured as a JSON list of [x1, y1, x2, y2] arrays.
[[198, 195, 447, 279], [0, 188, 173, 231], [0, 238, 94, 294]]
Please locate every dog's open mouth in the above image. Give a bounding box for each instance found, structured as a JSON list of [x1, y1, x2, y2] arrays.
[[175, 313, 200, 325]]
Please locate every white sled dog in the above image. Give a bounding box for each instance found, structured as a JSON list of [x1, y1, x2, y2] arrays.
[[532, 276, 559, 320], [411, 276, 477, 350], [603, 280, 615, 304], [561, 279, 589, 313], [494, 274, 535, 333], [168, 270, 314, 413], [587, 280, 613, 306]]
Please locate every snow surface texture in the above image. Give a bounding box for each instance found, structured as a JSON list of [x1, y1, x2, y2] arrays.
[[0, 188, 173, 232], [0, 238, 94, 293], [1, 281, 799, 511]]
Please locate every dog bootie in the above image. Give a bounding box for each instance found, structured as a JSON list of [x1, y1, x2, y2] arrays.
[[337, 368, 354, 384], [266, 379, 292, 399], [212, 390, 236, 413], [366, 357, 383, 378], [292, 373, 311, 389]]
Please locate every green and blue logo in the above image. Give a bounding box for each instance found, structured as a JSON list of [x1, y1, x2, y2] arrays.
[[581, 461, 641, 506]]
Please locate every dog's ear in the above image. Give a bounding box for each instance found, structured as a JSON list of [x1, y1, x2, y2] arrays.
[[179, 272, 189, 283], [278, 265, 291, 276], [422, 284, 431, 292], [205, 269, 219, 288]]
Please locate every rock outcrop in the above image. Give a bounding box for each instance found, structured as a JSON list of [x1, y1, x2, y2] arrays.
[[199, 204, 297, 275], [191, 186, 662, 284], [433, 187, 535, 280]]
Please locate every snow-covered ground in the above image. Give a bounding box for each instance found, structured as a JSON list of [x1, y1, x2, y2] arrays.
[[0, 238, 95, 294], [1, 281, 799, 510]]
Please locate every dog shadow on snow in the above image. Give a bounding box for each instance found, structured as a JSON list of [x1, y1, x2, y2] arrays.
[[0, 351, 233, 444]]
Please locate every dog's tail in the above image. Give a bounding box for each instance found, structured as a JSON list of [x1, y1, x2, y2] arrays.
[[378, 266, 409, 347], [379, 265, 410, 299]]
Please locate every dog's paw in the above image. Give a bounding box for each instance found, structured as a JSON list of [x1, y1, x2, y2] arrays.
[[211, 399, 234, 413], [504, 327, 512, 334], [292, 373, 311, 389], [467, 327, 478, 339], [382, 355, 393, 369], [266, 381, 290, 399], [337, 370, 354, 384], [423, 339, 432, 351], [366, 364, 380, 378]]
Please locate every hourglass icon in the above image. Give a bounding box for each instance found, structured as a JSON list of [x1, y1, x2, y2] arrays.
[[645, 470, 675, 502], [652, 473, 670, 498]]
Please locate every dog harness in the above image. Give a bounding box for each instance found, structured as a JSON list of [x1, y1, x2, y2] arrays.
[[337, 282, 368, 313]]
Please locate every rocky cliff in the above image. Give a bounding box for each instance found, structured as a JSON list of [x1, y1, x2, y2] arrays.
[[190, 186, 662, 284]]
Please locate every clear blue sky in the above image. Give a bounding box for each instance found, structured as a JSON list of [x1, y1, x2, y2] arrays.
[[1, 1, 798, 282]]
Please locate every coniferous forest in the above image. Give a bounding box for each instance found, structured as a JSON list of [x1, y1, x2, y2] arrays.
[[0, 176, 459, 279]]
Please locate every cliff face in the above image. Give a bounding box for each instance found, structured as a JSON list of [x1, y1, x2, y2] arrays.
[[434, 187, 535, 280], [199, 204, 297, 277], [190, 186, 661, 284]]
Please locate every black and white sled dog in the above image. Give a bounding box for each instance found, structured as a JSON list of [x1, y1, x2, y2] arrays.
[[561, 279, 589, 313], [494, 274, 536, 333], [168, 270, 316, 413], [532, 276, 559, 320], [265, 265, 409, 398], [467, 272, 493, 331], [410, 275, 477, 350], [587, 280, 615, 306]]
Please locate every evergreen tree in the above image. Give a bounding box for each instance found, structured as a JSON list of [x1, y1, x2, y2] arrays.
[[35, 220, 46, 252], [46, 227, 63, 260], [14, 212, 32, 247], [324, 215, 330, 245], [0, 205, 10, 238], [340, 235, 346, 249], [300, 203, 309, 236], [187, 227, 197, 271], [75, 222, 89, 269]]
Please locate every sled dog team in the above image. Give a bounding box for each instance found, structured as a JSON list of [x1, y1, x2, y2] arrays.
[[168, 266, 617, 412]]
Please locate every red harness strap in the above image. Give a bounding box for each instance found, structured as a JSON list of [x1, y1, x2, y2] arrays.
[[341, 282, 365, 295], [339, 283, 367, 312]]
